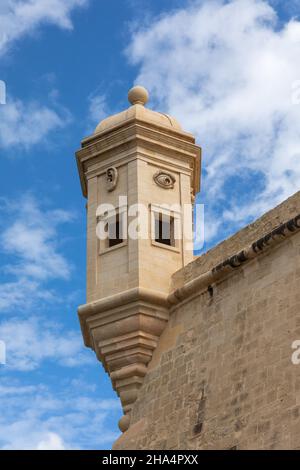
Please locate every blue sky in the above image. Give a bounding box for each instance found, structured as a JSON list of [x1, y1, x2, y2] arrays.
[[0, 0, 299, 449]]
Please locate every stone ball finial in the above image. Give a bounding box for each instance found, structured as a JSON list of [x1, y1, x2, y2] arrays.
[[128, 85, 149, 106]]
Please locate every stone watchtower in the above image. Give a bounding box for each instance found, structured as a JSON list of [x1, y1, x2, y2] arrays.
[[76, 86, 201, 433]]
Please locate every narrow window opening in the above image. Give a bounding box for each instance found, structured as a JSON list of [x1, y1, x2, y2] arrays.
[[108, 214, 123, 248], [155, 212, 175, 247]]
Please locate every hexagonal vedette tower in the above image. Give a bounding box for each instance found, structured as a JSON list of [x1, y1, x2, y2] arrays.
[[76, 86, 201, 433]]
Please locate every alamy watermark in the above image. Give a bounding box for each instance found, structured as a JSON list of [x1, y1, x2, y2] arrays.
[[0, 80, 6, 105], [291, 340, 300, 365], [95, 197, 205, 251]]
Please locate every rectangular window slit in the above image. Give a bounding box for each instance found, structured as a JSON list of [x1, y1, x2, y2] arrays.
[[108, 214, 123, 248], [154, 212, 175, 247]]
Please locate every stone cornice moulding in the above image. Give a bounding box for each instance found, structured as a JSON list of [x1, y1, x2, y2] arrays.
[[82, 117, 195, 146], [79, 133, 199, 168], [78, 287, 169, 348], [78, 125, 199, 165], [76, 120, 201, 198], [168, 213, 300, 307]]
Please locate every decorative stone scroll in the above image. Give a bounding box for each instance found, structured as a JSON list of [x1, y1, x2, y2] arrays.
[[153, 170, 176, 189], [106, 167, 118, 192]]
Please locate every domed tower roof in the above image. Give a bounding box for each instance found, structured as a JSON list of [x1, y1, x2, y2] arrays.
[[94, 85, 182, 134], [77, 85, 201, 200]]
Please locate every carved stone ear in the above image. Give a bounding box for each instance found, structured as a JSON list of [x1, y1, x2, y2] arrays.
[[153, 170, 176, 189], [106, 167, 118, 192]]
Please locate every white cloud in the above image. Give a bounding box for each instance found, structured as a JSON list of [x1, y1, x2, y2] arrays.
[[1, 194, 73, 282], [0, 195, 92, 371], [0, 278, 55, 312], [86, 92, 111, 135], [128, 0, 300, 244], [0, 194, 73, 312], [0, 380, 121, 449], [88, 94, 108, 125], [0, 316, 93, 370], [0, 0, 86, 152], [0, 97, 69, 149], [0, 0, 89, 57], [36, 432, 65, 450]]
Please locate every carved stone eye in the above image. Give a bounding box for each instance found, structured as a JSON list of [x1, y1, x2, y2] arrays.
[[153, 170, 176, 189]]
